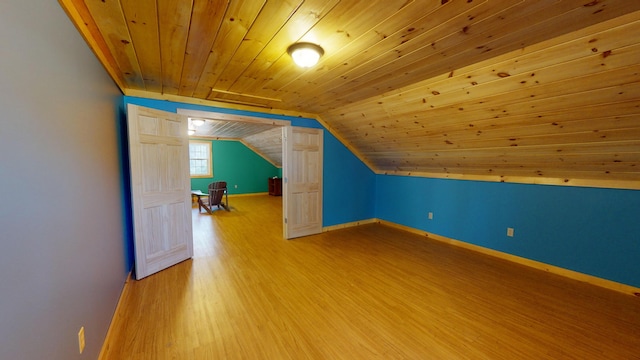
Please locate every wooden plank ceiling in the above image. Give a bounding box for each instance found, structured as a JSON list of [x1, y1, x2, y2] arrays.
[[60, 0, 640, 188], [189, 118, 284, 167]]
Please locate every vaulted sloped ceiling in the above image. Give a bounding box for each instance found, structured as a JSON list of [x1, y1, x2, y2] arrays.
[[187, 116, 285, 167], [60, 0, 640, 189]]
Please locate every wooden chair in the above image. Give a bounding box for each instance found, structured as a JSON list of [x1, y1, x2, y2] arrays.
[[208, 181, 229, 211]]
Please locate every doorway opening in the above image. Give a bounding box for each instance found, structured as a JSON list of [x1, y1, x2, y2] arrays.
[[177, 109, 324, 239]]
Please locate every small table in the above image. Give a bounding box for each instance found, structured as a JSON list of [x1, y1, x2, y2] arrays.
[[191, 190, 212, 214]]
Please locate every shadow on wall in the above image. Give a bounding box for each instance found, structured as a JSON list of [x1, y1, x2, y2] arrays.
[[118, 103, 135, 273]]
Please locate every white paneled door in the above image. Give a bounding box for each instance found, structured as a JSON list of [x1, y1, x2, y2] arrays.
[[283, 126, 323, 239], [127, 104, 193, 280]]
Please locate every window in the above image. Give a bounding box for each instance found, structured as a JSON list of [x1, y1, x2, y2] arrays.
[[189, 140, 212, 177]]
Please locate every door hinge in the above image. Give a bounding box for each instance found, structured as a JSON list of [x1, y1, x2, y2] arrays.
[[284, 218, 288, 224]]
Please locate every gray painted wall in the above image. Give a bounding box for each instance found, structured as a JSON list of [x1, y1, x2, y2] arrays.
[[0, 1, 127, 359]]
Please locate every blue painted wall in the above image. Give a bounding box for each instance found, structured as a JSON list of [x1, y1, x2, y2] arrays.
[[118, 103, 135, 277], [324, 133, 376, 226], [190, 139, 280, 194], [122, 96, 377, 228], [376, 175, 640, 287]]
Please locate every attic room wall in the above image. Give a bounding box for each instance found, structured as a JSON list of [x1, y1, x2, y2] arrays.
[[375, 175, 640, 289], [123, 96, 376, 227], [0, 1, 126, 359], [190, 139, 280, 195]]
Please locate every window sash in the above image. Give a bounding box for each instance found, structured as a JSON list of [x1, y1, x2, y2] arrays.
[[189, 141, 212, 177]]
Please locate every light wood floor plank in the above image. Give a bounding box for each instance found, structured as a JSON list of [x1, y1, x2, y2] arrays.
[[102, 195, 640, 359]]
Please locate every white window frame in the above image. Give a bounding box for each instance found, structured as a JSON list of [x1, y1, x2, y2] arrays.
[[189, 140, 212, 178]]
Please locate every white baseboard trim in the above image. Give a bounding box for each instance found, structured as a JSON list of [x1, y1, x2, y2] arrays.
[[375, 219, 640, 297]]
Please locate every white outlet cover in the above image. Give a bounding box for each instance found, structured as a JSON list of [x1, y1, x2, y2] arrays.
[[507, 228, 515, 237]]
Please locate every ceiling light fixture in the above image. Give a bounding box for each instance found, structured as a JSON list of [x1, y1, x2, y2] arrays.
[[287, 42, 324, 68], [189, 117, 205, 127], [191, 118, 205, 127]]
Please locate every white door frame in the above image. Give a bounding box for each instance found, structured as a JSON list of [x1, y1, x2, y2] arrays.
[[176, 109, 300, 237]]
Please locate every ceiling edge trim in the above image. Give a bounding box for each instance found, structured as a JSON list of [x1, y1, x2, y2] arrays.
[[190, 136, 241, 141], [178, 108, 290, 127], [125, 90, 314, 119], [58, 0, 126, 91], [313, 115, 377, 172], [376, 170, 640, 190]]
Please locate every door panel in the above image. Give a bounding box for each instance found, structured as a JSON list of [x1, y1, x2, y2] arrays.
[[127, 104, 193, 279], [283, 126, 323, 239]]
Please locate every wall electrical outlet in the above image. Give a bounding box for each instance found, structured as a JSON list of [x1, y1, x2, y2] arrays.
[[78, 326, 85, 354], [507, 228, 515, 237], [428, 212, 433, 220], [234, 184, 238, 189]]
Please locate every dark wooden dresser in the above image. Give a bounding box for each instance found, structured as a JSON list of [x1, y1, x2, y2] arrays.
[[268, 177, 282, 196]]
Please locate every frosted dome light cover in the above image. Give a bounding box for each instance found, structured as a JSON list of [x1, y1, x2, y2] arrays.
[[287, 43, 324, 68]]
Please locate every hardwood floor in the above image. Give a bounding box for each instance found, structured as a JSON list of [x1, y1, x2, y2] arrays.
[[101, 195, 640, 359]]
